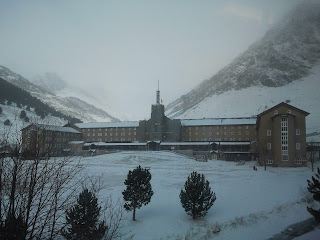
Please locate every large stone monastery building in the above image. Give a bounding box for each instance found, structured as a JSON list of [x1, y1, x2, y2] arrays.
[[73, 88, 309, 167], [21, 88, 309, 167]]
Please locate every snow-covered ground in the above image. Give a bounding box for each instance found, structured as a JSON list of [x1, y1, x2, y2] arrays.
[[74, 151, 319, 240]]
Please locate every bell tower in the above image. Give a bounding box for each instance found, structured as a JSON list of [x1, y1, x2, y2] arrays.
[[150, 81, 165, 141], [156, 80, 160, 105]]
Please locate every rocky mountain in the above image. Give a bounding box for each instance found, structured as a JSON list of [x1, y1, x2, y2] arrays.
[[0, 66, 119, 123], [32, 72, 67, 93], [166, 2, 320, 126]]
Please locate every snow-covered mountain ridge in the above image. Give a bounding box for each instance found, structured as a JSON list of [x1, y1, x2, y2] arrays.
[[0, 66, 119, 123], [166, 2, 320, 131], [172, 63, 320, 133]]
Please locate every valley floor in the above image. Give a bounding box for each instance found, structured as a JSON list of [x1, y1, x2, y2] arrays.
[[73, 151, 319, 240]]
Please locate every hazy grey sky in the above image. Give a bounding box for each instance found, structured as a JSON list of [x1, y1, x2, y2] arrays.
[[0, 0, 303, 121]]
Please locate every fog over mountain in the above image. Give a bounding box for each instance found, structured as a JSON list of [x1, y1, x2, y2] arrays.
[[166, 2, 320, 133], [0, 66, 119, 123]]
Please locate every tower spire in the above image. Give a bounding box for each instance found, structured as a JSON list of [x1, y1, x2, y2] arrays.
[[156, 80, 160, 105]]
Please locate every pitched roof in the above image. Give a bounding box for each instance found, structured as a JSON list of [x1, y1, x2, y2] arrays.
[[257, 102, 310, 117], [36, 124, 81, 133], [22, 123, 81, 133]]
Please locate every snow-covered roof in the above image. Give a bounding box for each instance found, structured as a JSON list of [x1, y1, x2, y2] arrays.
[[83, 142, 146, 146], [160, 141, 251, 146], [75, 121, 140, 129], [223, 152, 252, 154], [36, 124, 81, 134], [181, 118, 256, 127], [160, 142, 212, 146], [68, 141, 85, 144], [213, 141, 251, 145], [82, 141, 252, 147], [307, 132, 320, 142], [307, 136, 320, 143]]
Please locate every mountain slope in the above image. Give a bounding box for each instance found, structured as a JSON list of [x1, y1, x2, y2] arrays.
[[0, 77, 80, 123], [166, 2, 320, 123], [0, 66, 119, 122], [172, 63, 320, 133]]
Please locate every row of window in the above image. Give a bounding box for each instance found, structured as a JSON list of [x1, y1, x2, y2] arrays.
[[187, 137, 252, 142], [45, 131, 76, 136], [89, 138, 137, 142], [87, 132, 136, 137], [189, 125, 254, 131], [266, 157, 302, 164], [45, 137, 73, 142], [266, 142, 301, 150], [274, 109, 292, 115], [189, 131, 251, 136], [83, 127, 137, 132], [266, 129, 300, 136]]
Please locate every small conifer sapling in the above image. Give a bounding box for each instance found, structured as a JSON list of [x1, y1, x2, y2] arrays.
[[61, 189, 107, 240]]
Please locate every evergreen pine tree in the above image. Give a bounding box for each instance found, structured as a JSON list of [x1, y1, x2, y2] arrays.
[[122, 165, 154, 221], [180, 171, 216, 219], [307, 167, 320, 222], [61, 189, 107, 240]]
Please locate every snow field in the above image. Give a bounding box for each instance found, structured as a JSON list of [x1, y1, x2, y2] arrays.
[[75, 151, 317, 240]]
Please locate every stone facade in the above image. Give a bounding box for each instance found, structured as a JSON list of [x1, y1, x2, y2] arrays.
[[256, 102, 309, 167], [139, 103, 181, 142], [21, 88, 310, 167], [21, 124, 82, 157]]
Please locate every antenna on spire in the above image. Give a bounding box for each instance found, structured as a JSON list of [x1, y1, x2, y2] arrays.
[[156, 79, 160, 105]]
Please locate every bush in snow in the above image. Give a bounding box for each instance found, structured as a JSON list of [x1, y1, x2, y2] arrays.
[[62, 188, 107, 240], [4, 119, 11, 126], [180, 171, 216, 220], [19, 110, 26, 119], [122, 165, 153, 221], [307, 167, 320, 222]]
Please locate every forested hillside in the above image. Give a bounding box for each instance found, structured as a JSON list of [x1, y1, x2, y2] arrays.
[[0, 78, 81, 123]]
